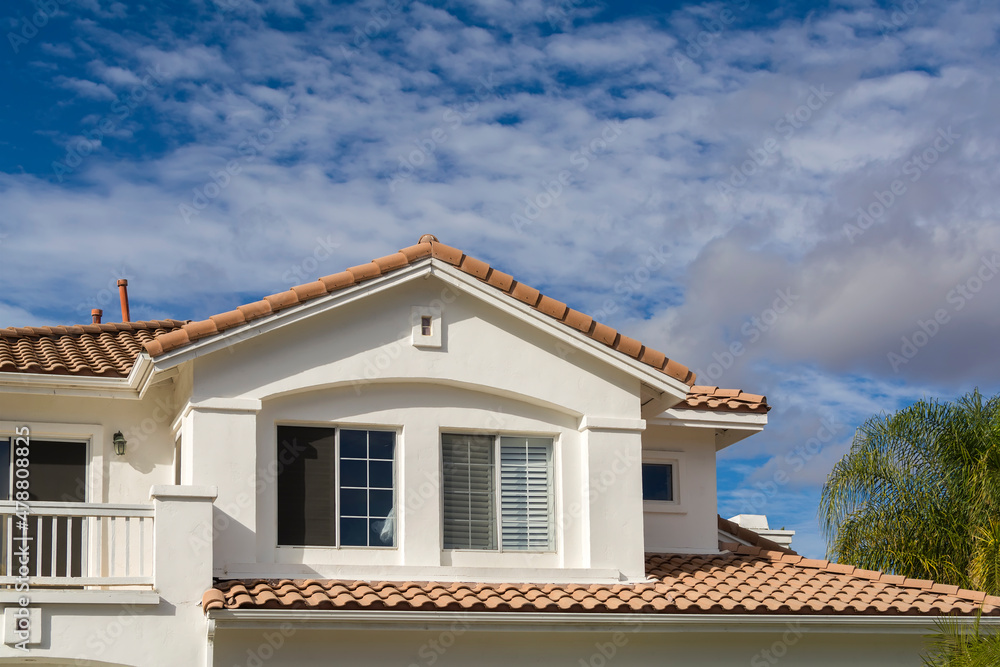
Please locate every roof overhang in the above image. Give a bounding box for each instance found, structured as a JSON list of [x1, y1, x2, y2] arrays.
[[150, 258, 692, 404], [649, 407, 767, 450], [206, 609, 999, 634], [0, 354, 172, 400]]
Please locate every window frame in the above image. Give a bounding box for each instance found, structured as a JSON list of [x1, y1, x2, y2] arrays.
[[274, 422, 399, 550], [0, 421, 99, 504], [641, 450, 684, 514], [440, 431, 557, 554]]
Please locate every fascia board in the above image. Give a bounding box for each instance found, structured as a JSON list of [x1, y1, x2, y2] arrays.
[[208, 609, 997, 634]]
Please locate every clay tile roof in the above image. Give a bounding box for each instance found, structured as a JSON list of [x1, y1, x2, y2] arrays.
[[0, 238, 769, 413], [136, 235, 698, 386], [203, 550, 1000, 617], [683, 386, 770, 414], [0, 320, 188, 377]]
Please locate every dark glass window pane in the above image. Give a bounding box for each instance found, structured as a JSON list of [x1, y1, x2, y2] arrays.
[[0, 439, 9, 501], [340, 517, 368, 546], [368, 431, 394, 460], [29, 441, 87, 502], [277, 426, 336, 546], [370, 518, 394, 546], [340, 430, 367, 459], [340, 488, 367, 517], [340, 459, 367, 488], [369, 460, 393, 489], [369, 489, 393, 517], [642, 463, 673, 502]]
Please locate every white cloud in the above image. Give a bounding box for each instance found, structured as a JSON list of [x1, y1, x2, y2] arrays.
[[3, 0, 1000, 559]]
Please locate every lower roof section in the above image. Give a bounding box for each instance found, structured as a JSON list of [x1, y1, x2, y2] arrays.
[[203, 545, 999, 617]]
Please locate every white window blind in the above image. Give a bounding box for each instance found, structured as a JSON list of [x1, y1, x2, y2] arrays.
[[499, 436, 553, 551], [442, 434, 496, 550], [442, 434, 553, 551]]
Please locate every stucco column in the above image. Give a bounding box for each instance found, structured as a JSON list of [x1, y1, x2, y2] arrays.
[[186, 401, 260, 576], [580, 417, 646, 581], [150, 485, 218, 604]]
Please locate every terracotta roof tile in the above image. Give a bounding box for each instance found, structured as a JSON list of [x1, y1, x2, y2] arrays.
[[430, 242, 464, 266], [137, 235, 704, 386], [3, 237, 762, 399], [536, 295, 568, 320], [510, 282, 541, 307], [0, 320, 187, 377], [683, 385, 770, 414], [204, 549, 1000, 617], [347, 262, 381, 282], [485, 268, 514, 292]]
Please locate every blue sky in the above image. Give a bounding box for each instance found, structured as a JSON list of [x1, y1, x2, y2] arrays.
[[2, 0, 999, 558]]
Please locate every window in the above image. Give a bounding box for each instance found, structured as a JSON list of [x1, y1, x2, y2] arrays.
[[411, 306, 442, 348], [0, 438, 87, 503], [276, 426, 396, 548], [0, 438, 87, 578], [641, 463, 674, 502], [442, 434, 553, 551]]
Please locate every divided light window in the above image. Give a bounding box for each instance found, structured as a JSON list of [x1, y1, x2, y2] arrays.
[[442, 434, 553, 552], [276, 426, 395, 548]]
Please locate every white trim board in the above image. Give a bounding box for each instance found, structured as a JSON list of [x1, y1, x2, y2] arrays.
[[207, 610, 1000, 634]]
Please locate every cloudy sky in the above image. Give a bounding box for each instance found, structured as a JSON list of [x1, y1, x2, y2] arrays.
[[2, 0, 999, 558]]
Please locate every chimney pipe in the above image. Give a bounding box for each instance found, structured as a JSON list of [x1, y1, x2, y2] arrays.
[[117, 279, 130, 323], [91, 309, 103, 325]]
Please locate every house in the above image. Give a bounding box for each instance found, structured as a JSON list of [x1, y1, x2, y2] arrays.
[[0, 234, 996, 666], [726, 514, 795, 550]]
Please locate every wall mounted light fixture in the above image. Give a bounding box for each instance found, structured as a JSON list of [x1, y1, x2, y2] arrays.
[[113, 431, 127, 456]]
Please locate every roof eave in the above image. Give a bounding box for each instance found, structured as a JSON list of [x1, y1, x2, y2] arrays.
[[206, 609, 1000, 633], [0, 354, 155, 399], [650, 408, 768, 449]]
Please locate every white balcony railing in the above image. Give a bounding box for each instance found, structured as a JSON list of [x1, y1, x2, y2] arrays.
[[0, 501, 154, 587]]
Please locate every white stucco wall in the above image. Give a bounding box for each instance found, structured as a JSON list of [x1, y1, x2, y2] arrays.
[[641, 424, 719, 553], [177, 278, 658, 583], [0, 385, 178, 504]]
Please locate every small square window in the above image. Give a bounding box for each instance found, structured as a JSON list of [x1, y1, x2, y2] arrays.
[[411, 306, 442, 348], [641, 463, 673, 502]]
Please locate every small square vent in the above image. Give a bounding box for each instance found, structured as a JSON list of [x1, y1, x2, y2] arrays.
[[411, 306, 442, 348]]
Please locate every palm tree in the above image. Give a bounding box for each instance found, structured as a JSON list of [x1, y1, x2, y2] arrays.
[[820, 388, 1000, 594], [819, 389, 1000, 665]]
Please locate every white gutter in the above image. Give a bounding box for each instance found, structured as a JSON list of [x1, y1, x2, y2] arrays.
[[206, 610, 1000, 634]]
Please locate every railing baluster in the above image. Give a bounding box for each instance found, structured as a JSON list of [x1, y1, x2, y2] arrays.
[[36, 515, 43, 576], [66, 517, 73, 578], [109, 516, 116, 577], [81, 516, 89, 579], [51, 515, 58, 577], [3, 513, 9, 578], [139, 516, 145, 577], [124, 516, 131, 578]]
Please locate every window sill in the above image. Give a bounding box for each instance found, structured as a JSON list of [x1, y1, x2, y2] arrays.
[[643, 500, 686, 514]]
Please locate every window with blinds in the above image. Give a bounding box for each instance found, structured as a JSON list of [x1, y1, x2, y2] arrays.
[[442, 433, 554, 551]]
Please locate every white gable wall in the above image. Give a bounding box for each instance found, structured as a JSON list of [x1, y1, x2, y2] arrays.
[[178, 276, 676, 583]]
